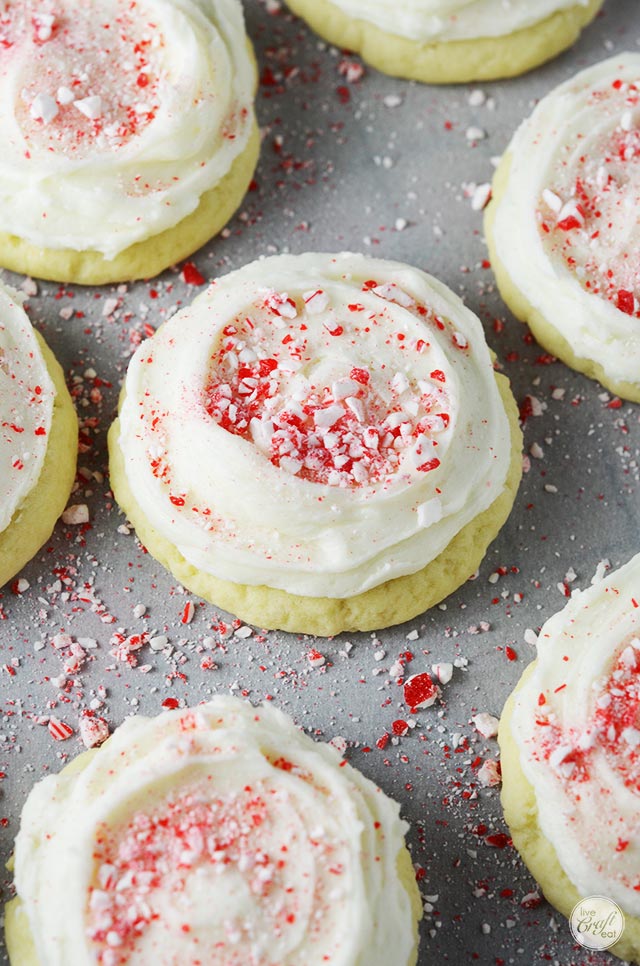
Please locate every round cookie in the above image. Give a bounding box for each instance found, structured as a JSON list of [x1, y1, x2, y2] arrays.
[[499, 554, 640, 963], [486, 53, 640, 402], [0, 283, 77, 588], [6, 697, 423, 966], [109, 252, 522, 636], [282, 0, 603, 84], [0, 0, 259, 285]]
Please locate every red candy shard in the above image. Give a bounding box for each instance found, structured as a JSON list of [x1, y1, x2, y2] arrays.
[[392, 719, 409, 736], [403, 672, 438, 712], [181, 261, 205, 286], [416, 457, 441, 473], [484, 832, 510, 849], [617, 290, 635, 315], [556, 215, 582, 231], [349, 366, 370, 385]]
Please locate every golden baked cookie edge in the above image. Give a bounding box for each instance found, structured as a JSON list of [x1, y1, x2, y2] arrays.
[[0, 331, 78, 588], [107, 369, 522, 636]]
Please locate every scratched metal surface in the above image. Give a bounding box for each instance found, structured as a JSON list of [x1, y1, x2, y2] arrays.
[[0, 1, 639, 963]]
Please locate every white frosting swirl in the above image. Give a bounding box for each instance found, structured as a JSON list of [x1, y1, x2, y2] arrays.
[[14, 697, 417, 966], [324, 0, 591, 42], [0, 282, 55, 536], [116, 252, 512, 598], [509, 554, 640, 914], [0, 0, 255, 259], [491, 53, 640, 390]]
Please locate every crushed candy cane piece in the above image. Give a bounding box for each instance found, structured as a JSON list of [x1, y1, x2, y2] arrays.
[[48, 717, 73, 741], [79, 715, 109, 749], [62, 504, 89, 525], [477, 759, 501, 787], [472, 712, 499, 739], [431, 662, 453, 685], [403, 672, 439, 712]]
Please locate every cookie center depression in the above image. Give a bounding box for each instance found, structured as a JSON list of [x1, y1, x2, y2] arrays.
[[203, 283, 454, 489]]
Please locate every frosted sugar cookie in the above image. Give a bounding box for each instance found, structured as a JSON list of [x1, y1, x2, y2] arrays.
[[282, 0, 603, 84], [6, 696, 423, 966], [0, 0, 259, 285], [108, 252, 522, 636], [486, 53, 640, 402], [0, 282, 77, 588], [499, 554, 640, 962]]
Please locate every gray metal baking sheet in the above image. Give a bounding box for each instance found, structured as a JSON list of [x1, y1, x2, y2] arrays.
[[1, 1, 639, 963]]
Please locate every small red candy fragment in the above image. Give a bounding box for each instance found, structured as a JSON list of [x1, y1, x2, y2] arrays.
[[403, 672, 438, 712], [392, 719, 409, 737], [556, 215, 582, 231], [617, 290, 635, 315], [416, 457, 441, 474], [181, 261, 205, 286], [350, 367, 370, 385], [521, 891, 543, 910], [485, 832, 510, 849]]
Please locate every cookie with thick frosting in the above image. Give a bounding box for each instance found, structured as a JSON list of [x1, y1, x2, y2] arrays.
[[108, 251, 522, 635], [282, 0, 602, 84], [6, 697, 423, 966], [0, 282, 77, 588], [0, 0, 259, 284], [499, 554, 640, 963], [486, 53, 640, 401]]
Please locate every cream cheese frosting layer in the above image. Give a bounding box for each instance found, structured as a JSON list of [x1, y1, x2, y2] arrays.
[[510, 554, 640, 914], [0, 283, 55, 535], [324, 0, 592, 42], [14, 697, 416, 966], [492, 53, 640, 389], [0, 0, 255, 259], [117, 252, 512, 598]]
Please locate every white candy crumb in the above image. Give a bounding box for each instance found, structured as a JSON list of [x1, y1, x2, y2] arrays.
[[74, 95, 103, 120], [62, 504, 89, 525], [471, 182, 492, 211], [465, 125, 486, 141], [591, 559, 610, 584], [431, 662, 453, 685], [468, 89, 486, 107], [30, 93, 59, 124], [472, 712, 499, 738]]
